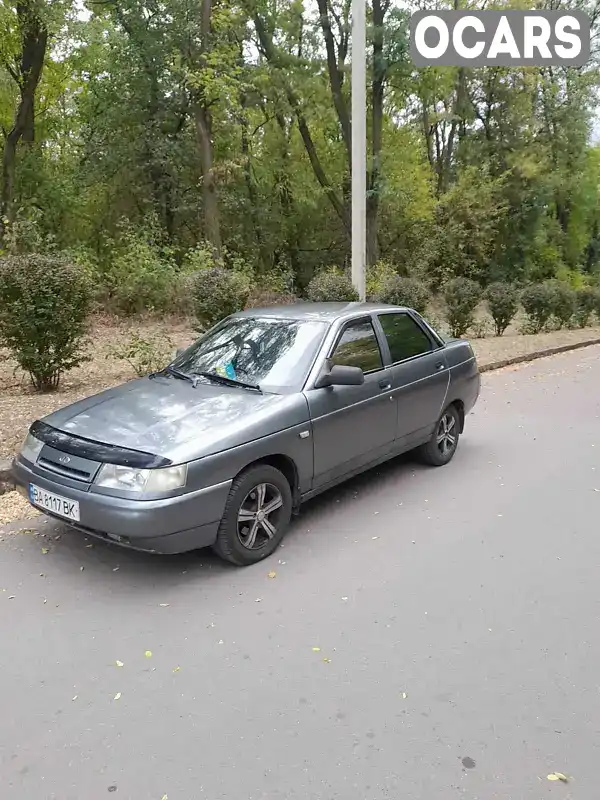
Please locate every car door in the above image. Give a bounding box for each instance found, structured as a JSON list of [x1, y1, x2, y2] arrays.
[[305, 316, 397, 490], [375, 311, 450, 448]]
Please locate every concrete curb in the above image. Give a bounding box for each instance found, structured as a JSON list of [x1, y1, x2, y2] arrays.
[[1, 336, 599, 498], [479, 336, 600, 373]]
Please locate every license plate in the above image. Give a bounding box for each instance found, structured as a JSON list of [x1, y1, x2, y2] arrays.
[[29, 484, 80, 522]]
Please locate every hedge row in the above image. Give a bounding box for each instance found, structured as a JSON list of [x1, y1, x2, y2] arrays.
[[1, 255, 600, 392]]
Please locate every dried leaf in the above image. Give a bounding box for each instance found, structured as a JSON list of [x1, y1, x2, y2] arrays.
[[145, 650, 152, 658], [401, 692, 407, 699], [159, 603, 169, 607], [161, 795, 168, 800], [173, 666, 181, 673], [115, 660, 124, 668], [312, 647, 321, 652], [322, 657, 331, 663], [267, 571, 277, 578], [547, 773, 569, 782], [72, 695, 78, 701], [114, 692, 121, 701], [41, 548, 49, 554]]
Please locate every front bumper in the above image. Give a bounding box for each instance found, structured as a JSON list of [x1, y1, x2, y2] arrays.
[[12, 457, 232, 554]]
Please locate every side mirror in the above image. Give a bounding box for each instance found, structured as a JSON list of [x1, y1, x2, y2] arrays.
[[314, 364, 364, 389]]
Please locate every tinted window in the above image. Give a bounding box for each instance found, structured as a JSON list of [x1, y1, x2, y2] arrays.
[[330, 319, 382, 372], [175, 317, 327, 393], [379, 313, 432, 362]]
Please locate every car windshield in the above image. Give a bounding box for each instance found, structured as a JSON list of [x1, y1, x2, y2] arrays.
[[173, 316, 328, 393]]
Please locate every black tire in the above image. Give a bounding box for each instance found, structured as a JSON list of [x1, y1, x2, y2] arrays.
[[416, 404, 461, 467], [212, 464, 292, 566]]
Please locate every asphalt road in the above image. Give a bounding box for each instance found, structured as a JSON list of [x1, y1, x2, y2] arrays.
[[1, 346, 599, 800]]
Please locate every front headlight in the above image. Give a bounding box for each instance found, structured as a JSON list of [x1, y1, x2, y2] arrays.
[[95, 463, 187, 493], [20, 432, 44, 464]]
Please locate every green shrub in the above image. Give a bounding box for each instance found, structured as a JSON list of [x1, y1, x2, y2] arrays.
[[107, 332, 175, 377], [548, 280, 576, 328], [192, 266, 251, 329], [442, 277, 482, 338], [520, 283, 556, 333], [572, 286, 599, 328], [99, 219, 177, 315], [306, 268, 359, 303], [366, 260, 397, 300], [0, 254, 91, 391], [372, 275, 430, 315], [485, 282, 519, 336]]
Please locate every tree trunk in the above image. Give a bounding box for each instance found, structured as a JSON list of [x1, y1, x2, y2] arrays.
[[253, 12, 350, 235], [193, 102, 222, 258], [190, 0, 222, 259], [0, 0, 47, 243], [316, 0, 351, 163], [366, 0, 386, 266]]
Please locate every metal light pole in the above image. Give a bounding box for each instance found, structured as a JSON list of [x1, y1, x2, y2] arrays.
[[351, 0, 367, 301]]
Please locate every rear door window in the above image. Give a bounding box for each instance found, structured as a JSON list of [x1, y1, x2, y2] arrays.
[[378, 313, 432, 363]]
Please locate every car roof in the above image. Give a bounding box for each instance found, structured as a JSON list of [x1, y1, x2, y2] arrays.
[[232, 301, 411, 323]]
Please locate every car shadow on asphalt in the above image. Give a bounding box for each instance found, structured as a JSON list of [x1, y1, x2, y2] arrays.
[[2, 451, 443, 589]]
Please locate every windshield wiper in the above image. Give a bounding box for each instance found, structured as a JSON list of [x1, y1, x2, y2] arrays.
[[150, 365, 199, 387], [194, 371, 262, 392]]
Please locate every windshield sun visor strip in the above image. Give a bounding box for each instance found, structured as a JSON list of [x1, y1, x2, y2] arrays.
[[29, 421, 172, 469]]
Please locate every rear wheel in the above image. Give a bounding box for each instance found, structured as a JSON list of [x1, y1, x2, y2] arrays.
[[416, 405, 460, 467], [212, 464, 292, 566]]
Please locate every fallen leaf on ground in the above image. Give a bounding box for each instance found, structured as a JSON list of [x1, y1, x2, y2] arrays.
[[401, 692, 407, 699], [547, 773, 569, 782], [312, 646, 321, 652], [161, 795, 168, 800], [72, 695, 78, 701], [115, 660, 124, 667], [173, 666, 180, 673], [267, 571, 276, 578], [159, 603, 169, 607], [322, 657, 331, 663], [41, 548, 49, 554], [114, 692, 121, 700], [145, 650, 152, 658]]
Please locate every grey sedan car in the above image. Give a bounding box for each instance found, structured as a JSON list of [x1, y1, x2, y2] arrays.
[[12, 303, 480, 565]]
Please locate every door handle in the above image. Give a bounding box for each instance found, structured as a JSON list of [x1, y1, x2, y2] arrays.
[[435, 361, 445, 371], [379, 379, 392, 390]]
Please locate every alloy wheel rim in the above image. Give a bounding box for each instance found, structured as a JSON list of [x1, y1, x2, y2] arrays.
[[436, 413, 457, 456], [237, 482, 284, 550]]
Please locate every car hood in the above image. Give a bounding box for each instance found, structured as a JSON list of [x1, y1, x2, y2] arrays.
[[42, 375, 309, 462]]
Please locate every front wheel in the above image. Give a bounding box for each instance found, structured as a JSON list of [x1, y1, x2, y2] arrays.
[[212, 464, 292, 566], [416, 405, 460, 467]]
